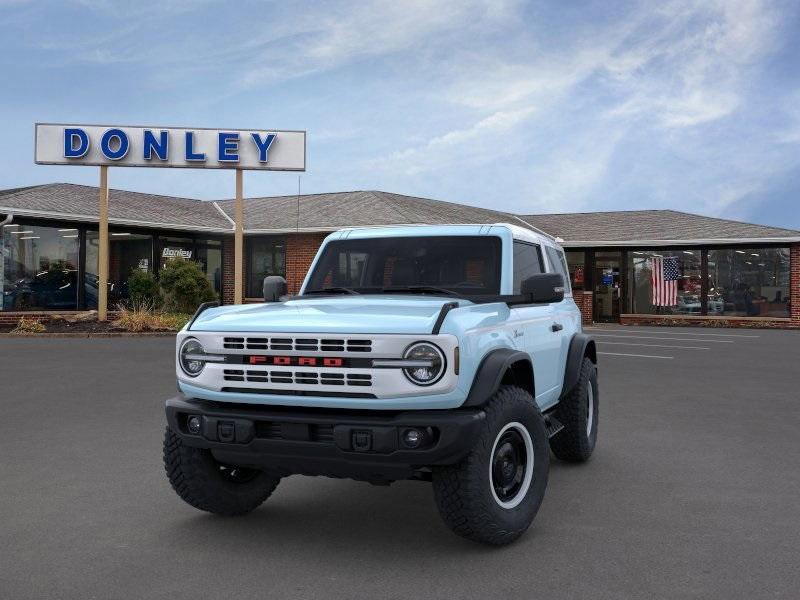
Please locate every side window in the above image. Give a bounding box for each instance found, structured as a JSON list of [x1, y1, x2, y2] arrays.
[[545, 246, 571, 294], [512, 241, 543, 293]]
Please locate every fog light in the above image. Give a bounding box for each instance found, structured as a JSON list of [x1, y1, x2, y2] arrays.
[[402, 428, 424, 449], [187, 415, 201, 434]]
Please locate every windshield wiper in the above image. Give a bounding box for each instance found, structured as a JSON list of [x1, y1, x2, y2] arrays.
[[303, 287, 360, 295], [381, 285, 461, 297]]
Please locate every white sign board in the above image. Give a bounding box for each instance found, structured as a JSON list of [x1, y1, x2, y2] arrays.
[[34, 123, 306, 171]]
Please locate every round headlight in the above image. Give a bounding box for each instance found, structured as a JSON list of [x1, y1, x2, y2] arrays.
[[179, 337, 206, 377], [403, 342, 445, 386]]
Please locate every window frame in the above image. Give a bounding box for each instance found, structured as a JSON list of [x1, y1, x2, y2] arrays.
[[512, 239, 545, 295], [245, 235, 286, 299], [544, 245, 572, 296], [305, 235, 504, 296]]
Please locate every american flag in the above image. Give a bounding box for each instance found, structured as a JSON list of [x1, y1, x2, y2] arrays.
[[651, 256, 679, 306]]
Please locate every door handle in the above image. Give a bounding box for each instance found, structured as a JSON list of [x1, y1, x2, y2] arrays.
[[551, 323, 563, 332]]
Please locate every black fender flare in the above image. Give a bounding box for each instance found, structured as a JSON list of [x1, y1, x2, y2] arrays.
[[560, 333, 597, 399], [463, 348, 534, 407]]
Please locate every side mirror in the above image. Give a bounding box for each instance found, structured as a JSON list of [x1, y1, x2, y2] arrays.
[[263, 275, 288, 302], [521, 273, 565, 304]]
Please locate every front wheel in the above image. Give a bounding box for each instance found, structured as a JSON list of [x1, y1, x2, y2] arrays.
[[163, 427, 281, 515], [432, 385, 550, 545]]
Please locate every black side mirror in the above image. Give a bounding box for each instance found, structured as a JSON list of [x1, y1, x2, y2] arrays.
[[263, 275, 288, 302], [521, 273, 565, 304]]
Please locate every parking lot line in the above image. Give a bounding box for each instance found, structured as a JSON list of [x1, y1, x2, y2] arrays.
[[598, 341, 710, 350], [591, 334, 734, 343], [585, 328, 759, 339], [597, 351, 674, 359]]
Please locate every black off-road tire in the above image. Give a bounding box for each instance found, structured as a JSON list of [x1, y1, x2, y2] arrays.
[[163, 427, 280, 516], [432, 385, 550, 545], [549, 357, 598, 462]]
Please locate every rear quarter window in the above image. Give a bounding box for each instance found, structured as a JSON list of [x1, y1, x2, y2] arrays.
[[545, 246, 571, 294], [512, 241, 544, 294]]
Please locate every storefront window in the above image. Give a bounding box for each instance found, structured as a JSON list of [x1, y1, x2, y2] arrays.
[[159, 236, 195, 271], [2, 223, 80, 310], [565, 251, 585, 291], [707, 248, 790, 317], [246, 236, 285, 297], [85, 230, 154, 308], [628, 249, 702, 315]]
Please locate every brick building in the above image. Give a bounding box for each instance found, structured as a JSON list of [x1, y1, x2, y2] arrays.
[[2, 183, 799, 328]]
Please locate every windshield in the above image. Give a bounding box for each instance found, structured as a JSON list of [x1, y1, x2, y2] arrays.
[[304, 236, 502, 296]]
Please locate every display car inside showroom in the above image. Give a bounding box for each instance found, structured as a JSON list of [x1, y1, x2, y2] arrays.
[[0, 183, 798, 328]]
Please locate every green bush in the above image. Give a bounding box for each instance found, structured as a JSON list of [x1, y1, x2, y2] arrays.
[[159, 259, 217, 313], [127, 269, 162, 308]]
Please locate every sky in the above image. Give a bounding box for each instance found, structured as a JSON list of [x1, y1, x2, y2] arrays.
[[1, 0, 798, 229]]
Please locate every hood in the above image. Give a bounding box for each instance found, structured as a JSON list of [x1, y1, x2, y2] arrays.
[[189, 296, 462, 334]]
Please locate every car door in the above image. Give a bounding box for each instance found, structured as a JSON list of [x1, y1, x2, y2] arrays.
[[544, 245, 579, 398], [507, 240, 562, 408]]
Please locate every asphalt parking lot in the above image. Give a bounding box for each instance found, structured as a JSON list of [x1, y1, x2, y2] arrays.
[[1, 327, 799, 600]]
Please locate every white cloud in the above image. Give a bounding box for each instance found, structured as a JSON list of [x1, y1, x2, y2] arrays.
[[379, 106, 536, 175], [368, 0, 793, 216], [518, 123, 628, 214], [238, 0, 521, 88], [1, 0, 798, 226], [603, 0, 780, 128]]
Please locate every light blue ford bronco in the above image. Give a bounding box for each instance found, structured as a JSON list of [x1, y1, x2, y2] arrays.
[[164, 223, 598, 545]]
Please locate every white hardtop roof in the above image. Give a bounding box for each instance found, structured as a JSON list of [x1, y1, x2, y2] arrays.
[[331, 222, 560, 246]]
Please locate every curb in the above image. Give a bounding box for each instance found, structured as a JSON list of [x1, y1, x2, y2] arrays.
[[0, 332, 177, 338]]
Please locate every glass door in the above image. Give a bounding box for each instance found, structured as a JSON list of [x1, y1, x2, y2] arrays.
[[594, 251, 622, 322], [196, 241, 223, 300]]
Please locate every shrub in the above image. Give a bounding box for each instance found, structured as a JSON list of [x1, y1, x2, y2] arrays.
[[11, 316, 46, 334], [113, 301, 192, 332], [159, 312, 193, 331], [158, 259, 217, 313], [127, 269, 162, 308]]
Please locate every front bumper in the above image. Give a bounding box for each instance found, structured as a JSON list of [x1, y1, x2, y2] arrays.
[[166, 394, 485, 482]]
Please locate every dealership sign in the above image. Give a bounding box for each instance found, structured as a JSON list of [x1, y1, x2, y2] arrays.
[[34, 123, 306, 171]]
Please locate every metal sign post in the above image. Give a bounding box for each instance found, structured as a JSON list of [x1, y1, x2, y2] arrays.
[[234, 169, 244, 305], [34, 123, 306, 319], [98, 166, 109, 320]]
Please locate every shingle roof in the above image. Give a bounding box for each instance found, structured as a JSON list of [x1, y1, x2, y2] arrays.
[[214, 190, 523, 231], [0, 183, 230, 231], [518, 209, 800, 244], [1, 183, 798, 243]]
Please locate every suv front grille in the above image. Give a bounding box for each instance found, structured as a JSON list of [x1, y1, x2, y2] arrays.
[[223, 337, 372, 353], [223, 369, 372, 387]]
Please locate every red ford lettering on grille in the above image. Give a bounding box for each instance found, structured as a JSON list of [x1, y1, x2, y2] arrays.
[[248, 356, 344, 366]]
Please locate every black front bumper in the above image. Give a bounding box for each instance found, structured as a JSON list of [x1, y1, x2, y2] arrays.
[[165, 395, 485, 482]]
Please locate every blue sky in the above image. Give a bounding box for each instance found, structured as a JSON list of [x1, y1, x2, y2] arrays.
[[1, 0, 799, 228]]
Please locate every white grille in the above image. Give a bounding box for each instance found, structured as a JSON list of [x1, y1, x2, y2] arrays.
[[223, 336, 371, 353], [179, 332, 459, 401], [223, 369, 372, 387]]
